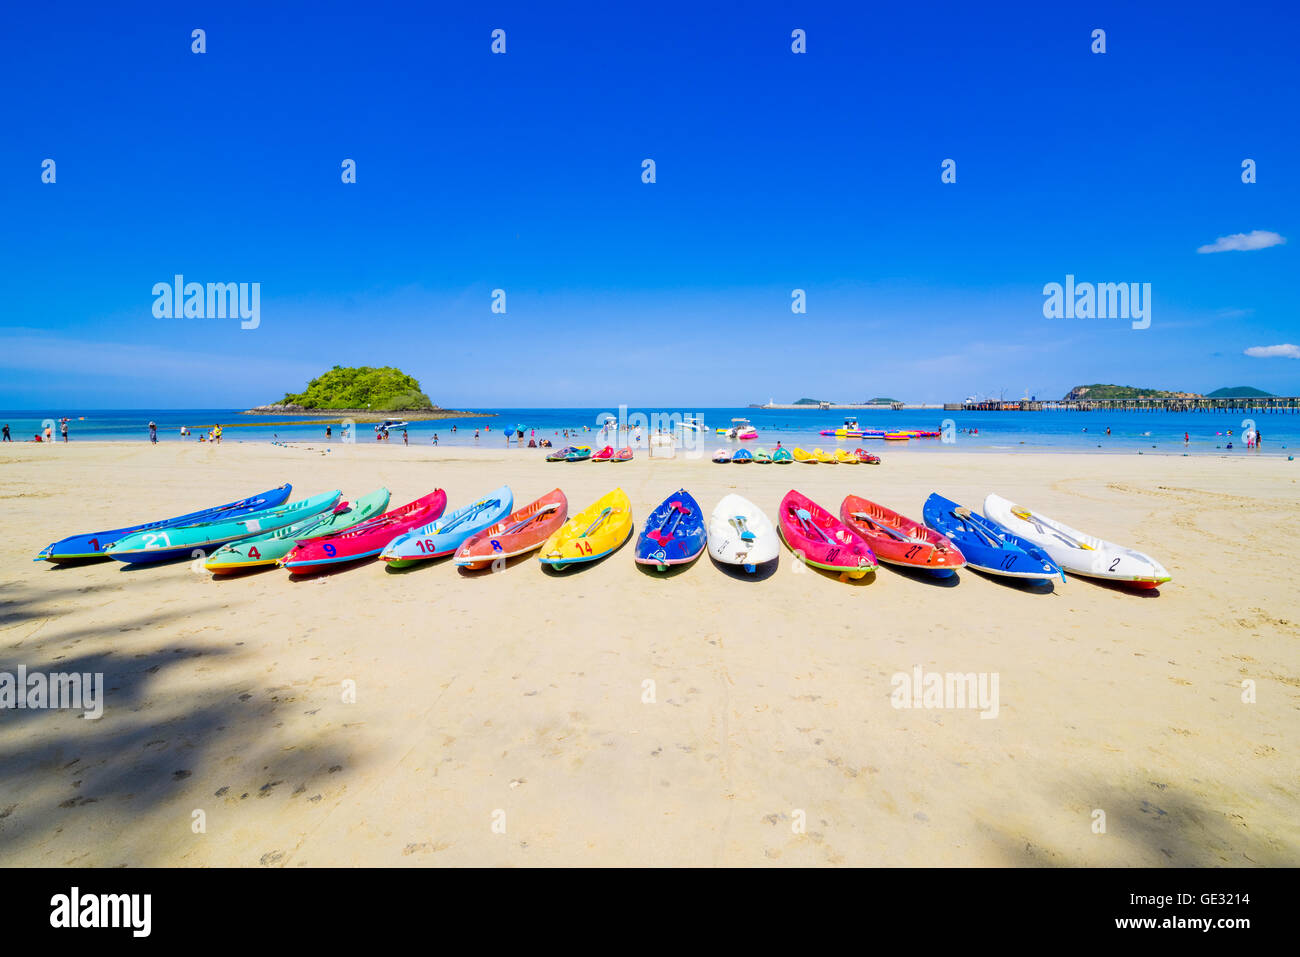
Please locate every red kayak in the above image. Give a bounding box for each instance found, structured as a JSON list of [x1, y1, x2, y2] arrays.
[[453, 488, 568, 569], [612, 446, 633, 462], [592, 445, 615, 461], [839, 494, 965, 576], [852, 448, 881, 464], [281, 490, 446, 573], [778, 490, 877, 580]]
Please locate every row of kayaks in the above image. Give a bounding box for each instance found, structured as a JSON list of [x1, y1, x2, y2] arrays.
[[36, 482, 1172, 588], [545, 445, 633, 462], [818, 428, 940, 440], [716, 447, 887, 464], [712, 447, 883, 464]]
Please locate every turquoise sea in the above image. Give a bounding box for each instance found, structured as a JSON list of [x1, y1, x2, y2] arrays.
[[1, 407, 1295, 456]]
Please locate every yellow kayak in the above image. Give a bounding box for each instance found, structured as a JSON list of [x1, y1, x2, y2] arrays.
[[812, 447, 835, 464], [538, 487, 633, 569], [833, 448, 858, 464], [793, 447, 817, 464]]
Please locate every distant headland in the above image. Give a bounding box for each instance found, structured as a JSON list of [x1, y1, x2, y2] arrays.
[[243, 365, 493, 421], [1063, 383, 1275, 401]]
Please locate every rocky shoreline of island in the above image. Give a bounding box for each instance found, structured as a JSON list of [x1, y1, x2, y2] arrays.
[[242, 404, 495, 422]]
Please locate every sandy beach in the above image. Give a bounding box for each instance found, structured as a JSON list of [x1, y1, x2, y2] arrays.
[[1, 441, 1296, 867]]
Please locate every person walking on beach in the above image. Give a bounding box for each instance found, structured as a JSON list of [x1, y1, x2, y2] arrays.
[[148, 421, 158, 444], [44, 423, 53, 441], [215, 424, 223, 444], [432, 433, 439, 446], [61, 419, 69, 442], [1, 424, 10, 442], [403, 429, 408, 446], [1184, 431, 1189, 445]]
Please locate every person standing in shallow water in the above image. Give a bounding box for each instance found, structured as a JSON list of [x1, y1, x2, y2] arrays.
[[148, 421, 157, 444], [3, 423, 11, 441]]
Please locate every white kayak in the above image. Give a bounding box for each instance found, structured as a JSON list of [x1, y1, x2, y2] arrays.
[[707, 494, 780, 572], [983, 494, 1171, 589]]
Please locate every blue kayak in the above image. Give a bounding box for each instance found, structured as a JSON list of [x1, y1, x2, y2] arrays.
[[922, 493, 1063, 583], [35, 484, 293, 563], [635, 489, 706, 570], [381, 485, 514, 567], [104, 489, 342, 565]]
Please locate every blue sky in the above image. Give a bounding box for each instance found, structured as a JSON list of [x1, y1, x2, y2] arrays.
[[1, 0, 1296, 407]]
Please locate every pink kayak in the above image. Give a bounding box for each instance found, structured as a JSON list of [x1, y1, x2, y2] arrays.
[[281, 490, 446, 573], [778, 489, 877, 580]]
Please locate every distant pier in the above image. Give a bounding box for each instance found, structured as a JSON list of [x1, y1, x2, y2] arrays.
[[951, 397, 1300, 413]]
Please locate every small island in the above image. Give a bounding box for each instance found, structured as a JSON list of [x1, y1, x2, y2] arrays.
[[1063, 383, 1202, 401], [245, 365, 494, 421], [1205, 386, 1274, 398]]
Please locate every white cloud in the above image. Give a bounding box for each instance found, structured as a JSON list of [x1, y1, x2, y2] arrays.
[[1243, 343, 1300, 359], [1197, 230, 1286, 254]]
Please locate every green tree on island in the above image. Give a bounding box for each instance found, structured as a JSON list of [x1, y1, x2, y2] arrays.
[[281, 366, 435, 411]]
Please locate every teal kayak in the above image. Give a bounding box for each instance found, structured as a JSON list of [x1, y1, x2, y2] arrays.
[[204, 488, 391, 573], [104, 490, 343, 564]]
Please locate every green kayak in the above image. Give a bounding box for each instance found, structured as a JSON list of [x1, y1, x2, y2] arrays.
[[204, 488, 391, 573]]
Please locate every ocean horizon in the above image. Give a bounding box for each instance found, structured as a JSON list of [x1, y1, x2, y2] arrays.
[[4, 406, 1293, 455]]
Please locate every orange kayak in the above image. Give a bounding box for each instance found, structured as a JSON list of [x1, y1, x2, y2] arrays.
[[840, 494, 965, 576], [454, 488, 569, 569]]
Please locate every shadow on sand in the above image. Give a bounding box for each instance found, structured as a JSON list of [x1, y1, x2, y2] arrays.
[[0, 578, 363, 865]]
